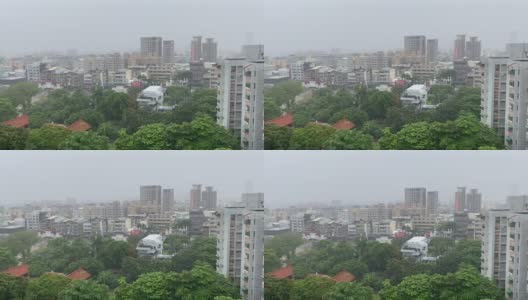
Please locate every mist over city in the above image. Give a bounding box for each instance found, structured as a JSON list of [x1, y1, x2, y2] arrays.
[[0, 151, 524, 208], [0, 0, 526, 56]]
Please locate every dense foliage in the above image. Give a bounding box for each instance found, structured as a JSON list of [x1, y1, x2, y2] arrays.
[[0, 234, 236, 299], [0, 84, 238, 150], [265, 84, 503, 150], [265, 237, 500, 300]]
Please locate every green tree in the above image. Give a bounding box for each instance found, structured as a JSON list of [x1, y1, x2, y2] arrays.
[[323, 130, 374, 150], [58, 280, 109, 300], [0, 231, 39, 261], [363, 91, 393, 120], [95, 271, 120, 290], [114, 272, 177, 300], [27, 125, 71, 150], [264, 275, 293, 300], [290, 275, 335, 300], [97, 91, 129, 121], [163, 235, 189, 255], [290, 124, 336, 150], [60, 131, 109, 150], [324, 282, 374, 300], [265, 99, 282, 121], [264, 124, 292, 150], [0, 125, 28, 150], [265, 232, 304, 259], [0, 273, 27, 300], [25, 273, 71, 300], [114, 124, 169, 150], [0, 248, 16, 271], [98, 240, 128, 270], [4, 82, 39, 109], [265, 81, 303, 108], [264, 248, 281, 273], [0, 98, 16, 122]]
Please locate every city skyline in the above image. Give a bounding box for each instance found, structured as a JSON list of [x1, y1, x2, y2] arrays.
[[0, 151, 527, 208], [1, 0, 527, 56]]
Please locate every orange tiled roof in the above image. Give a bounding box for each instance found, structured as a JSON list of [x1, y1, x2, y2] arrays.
[[332, 119, 356, 130], [67, 268, 91, 280], [2, 264, 29, 277], [2, 115, 29, 128], [266, 114, 293, 127], [68, 119, 91, 132], [268, 265, 293, 279], [332, 270, 356, 282]]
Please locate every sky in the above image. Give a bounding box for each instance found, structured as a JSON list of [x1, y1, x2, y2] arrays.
[[0, 151, 525, 208], [0, 0, 527, 56]]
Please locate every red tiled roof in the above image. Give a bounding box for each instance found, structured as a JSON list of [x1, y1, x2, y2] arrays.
[[68, 119, 91, 132], [2, 115, 29, 128], [266, 114, 293, 127], [2, 264, 29, 277], [332, 119, 356, 130], [268, 265, 293, 279], [333, 271, 356, 282], [67, 268, 90, 280]]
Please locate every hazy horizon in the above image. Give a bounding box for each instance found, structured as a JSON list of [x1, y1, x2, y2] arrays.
[[1, 0, 527, 57], [0, 151, 525, 209]]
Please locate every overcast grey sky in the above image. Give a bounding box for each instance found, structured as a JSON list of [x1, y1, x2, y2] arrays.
[[0, 0, 526, 56], [0, 151, 525, 208]]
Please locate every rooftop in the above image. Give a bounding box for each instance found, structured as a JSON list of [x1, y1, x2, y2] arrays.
[[266, 113, 293, 127], [67, 268, 91, 280], [2, 115, 29, 128], [2, 264, 29, 277], [68, 119, 91, 132]]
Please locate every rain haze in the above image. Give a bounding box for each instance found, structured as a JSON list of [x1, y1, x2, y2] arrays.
[[0, 0, 527, 56], [0, 151, 525, 208]]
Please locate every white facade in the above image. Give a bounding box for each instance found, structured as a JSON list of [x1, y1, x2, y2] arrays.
[[509, 60, 528, 150], [217, 58, 264, 150], [400, 84, 428, 108], [26, 63, 41, 82], [481, 209, 511, 289], [216, 194, 264, 300], [137, 86, 164, 108], [505, 212, 528, 300], [290, 62, 305, 81], [136, 234, 164, 256], [290, 213, 305, 232], [401, 236, 428, 258]]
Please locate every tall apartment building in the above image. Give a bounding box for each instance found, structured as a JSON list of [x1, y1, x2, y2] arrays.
[[426, 39, 439, 63], [162, 189, 174, 212], [454, 187, 467, 213], [202, 186, 217, 210], [426, 191, 439, 216], [290, 62, 305, 81], [509, 60, 528, 150], [217, 58, 264, 150], [454, 34, 466, 61], [241, 45, 265, 60], [140, 37, 163, 61], [216, 194, 264, 300], [190, 184, 202, 210], [404, 188, 427, 209], [26, 63, 43, 82], [203, 38, 218, 63], [481, 209, 510, 289], [466, 36, 482, 61], [162, 40, 175, 64], [191, 36, 203, 62], [140, 185, 162, 209], [505, 212, 528, 300], [466, 189, 482, 213], [404, 36, 426, 56], [506, 43, 528, 60], [507, 195, 528, 211], [481, 57, 511, 145]]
